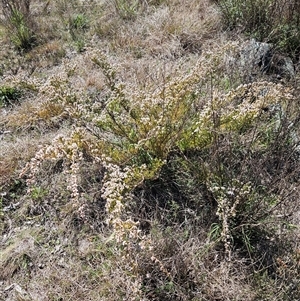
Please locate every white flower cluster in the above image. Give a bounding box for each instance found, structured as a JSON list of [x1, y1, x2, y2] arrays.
[[65, 142, 83, 205], [20, 129, 85, 212], [100, 159, 151, 245], [100, 158, 151, 300], [101, 160, 132, 224], [190, 81, 294, 141], [208, 179, 252, 259], [20, 134, 65, 192]]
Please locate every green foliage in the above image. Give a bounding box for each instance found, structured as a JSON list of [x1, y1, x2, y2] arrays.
[[208, 223, 222, 241], [89, 53, 286, 170], [217, 0, 300, 57], [30, 186, 48, 201], [0, 85, 22, 106], [73, 38, 85, 53], [113, 0, 142, 20], [217, 0, 272, 33], [69, 14, 89, 31], [68, 13, 89, 52], [9, 8, 35, 50], [90, 55, 201, 163], [1, 0, 36, 50], [148, 0, 167, 6]]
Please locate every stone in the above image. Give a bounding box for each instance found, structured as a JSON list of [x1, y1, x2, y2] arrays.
[[239, 39, 295, 79], [269, 54, 295, 79], [240, 39, 272, 73]]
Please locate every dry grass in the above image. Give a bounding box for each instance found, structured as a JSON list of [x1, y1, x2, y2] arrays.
[[1, 0, 300, 301], [104, 0, 222, 57]]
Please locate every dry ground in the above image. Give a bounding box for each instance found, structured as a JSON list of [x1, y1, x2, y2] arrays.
[[1, 0, 300, 300]]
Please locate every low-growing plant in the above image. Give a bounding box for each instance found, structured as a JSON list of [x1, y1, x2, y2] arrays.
[[113, 0, 143, 20], [0, 0, 36, 51], [69, 14, 89, 32], [30, 186, 48, 201], [148, 0, 167, 6], [0, 85, 22, 106], [66, 13, 89, 52]]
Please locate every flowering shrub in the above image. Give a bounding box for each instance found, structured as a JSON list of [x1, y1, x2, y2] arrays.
[[19, 43, 299, 299]]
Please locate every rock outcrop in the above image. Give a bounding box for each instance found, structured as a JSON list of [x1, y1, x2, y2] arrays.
[[240, 39, 295, 80]]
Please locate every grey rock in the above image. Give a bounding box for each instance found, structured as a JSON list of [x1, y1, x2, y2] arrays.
[[240, 39, 272, 73], [269, 54, 295, 79], [239, 39, 295, 79]]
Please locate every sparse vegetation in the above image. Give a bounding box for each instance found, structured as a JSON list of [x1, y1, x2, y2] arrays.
[[217, 0, 300, 58], [0, 0, 300, 300]]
